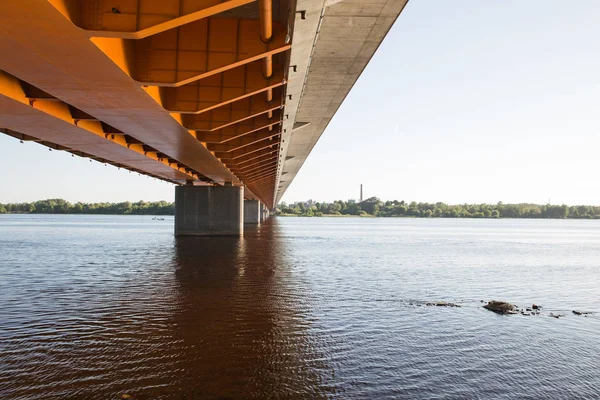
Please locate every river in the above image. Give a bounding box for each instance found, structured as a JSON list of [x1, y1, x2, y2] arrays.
[[1, 215, 599, 399]]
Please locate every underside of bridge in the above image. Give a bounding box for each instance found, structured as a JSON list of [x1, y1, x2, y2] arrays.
[[0, 0, 407, 222]]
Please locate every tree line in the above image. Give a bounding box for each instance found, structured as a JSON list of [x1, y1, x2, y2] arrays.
[[2, 198, 599, 219], [0, 199, 174, 215], [277, 198, 600, 219]]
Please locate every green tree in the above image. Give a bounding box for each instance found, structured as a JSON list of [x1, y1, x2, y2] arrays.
[[360, 197, 382, 215]]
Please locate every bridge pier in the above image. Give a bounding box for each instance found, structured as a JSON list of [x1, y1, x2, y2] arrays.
[[260, 203, 269, 222], [244, 200, 261, 225], [175, 185, 244, 236]]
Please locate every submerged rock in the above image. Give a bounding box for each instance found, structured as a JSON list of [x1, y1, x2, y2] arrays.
[[572, 310, 592, 316], [483, 301, 515, 314], [425, 301, 461, 307]]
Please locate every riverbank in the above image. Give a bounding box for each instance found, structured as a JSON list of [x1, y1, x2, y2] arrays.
[[3, 198, 600, 219], [277, 213, 376, 218], [276, 213, 600, 220]]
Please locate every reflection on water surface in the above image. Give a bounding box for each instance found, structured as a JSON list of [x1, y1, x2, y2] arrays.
[[1, 215, 599, 399]]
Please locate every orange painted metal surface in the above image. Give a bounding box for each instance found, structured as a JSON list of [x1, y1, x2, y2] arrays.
[[216, 140, 279, 160], [0, 0, 286, 208], [229, 154, 278, 170], [158, 61, 286, 114], [89, 18, 289, 87], [226, 147, 279, 166], [207, 129, 281, 153], [0, 75, 193, 182], [50, 0, 257, 39], [182, 89, 283, 131], [233, 160, 278, 175], [195, 111, 282, 142]]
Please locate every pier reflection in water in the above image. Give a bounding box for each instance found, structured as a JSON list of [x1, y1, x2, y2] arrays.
[[168, 226, 333, 398], [0, 217, 334, 399]]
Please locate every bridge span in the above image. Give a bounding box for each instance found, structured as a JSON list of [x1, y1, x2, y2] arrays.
[[0, 0, 407, 235]]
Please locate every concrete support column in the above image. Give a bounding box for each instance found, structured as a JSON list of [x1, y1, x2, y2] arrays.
[[244, 200, 261, 225], [260, 203, 269, 222], [175, 185, 244, 236]]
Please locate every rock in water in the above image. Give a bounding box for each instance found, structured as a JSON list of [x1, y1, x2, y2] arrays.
[[572, 310, 593, 316], [532, 304, 540, 310], [483, 301, 515, 314]]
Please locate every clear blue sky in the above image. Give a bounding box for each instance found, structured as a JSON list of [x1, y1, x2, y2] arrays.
[[1, 0, 599, 205]]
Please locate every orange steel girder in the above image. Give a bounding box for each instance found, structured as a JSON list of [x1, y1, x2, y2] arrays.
[[232, 155, 277, 170], [249, 174, 276, 184], [197, 120, 280, 143], [233, 161, 277, 177], [239, 159, 277, 175], [3, 0, 290, 208], [243, 171, 277, 184], [246, 172, 276, 184], [0, 71, 197, 182], [154, 61, 286, 113], [88, 18, 290, 87], [243, 167, 276, 182], [227, 147, 279, 165], [251, 178, 276, 187], [228, 154, 278, 170], [50, 0, 257, 39], [181, 88, 283, 131], [215, 137, 279, 160], [207, 129, 280, 153], [197, 115, 282, 143]]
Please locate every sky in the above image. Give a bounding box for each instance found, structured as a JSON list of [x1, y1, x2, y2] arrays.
[[1, 0, 599, 205]]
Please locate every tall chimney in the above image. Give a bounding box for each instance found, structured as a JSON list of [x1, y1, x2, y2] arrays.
[[360, 184, 363, 202]]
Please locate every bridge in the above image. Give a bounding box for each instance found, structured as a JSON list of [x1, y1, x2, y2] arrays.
[[0, 0, 407, 235]]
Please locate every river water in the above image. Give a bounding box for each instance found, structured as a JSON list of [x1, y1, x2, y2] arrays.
[[0, 215, 598, 399]]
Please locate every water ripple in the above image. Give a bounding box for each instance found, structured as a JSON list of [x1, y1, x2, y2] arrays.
[[0, 216, 599, 399]]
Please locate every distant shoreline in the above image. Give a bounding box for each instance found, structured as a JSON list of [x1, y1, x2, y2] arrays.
[[276, 213, 600, 220], [0, 212, 172, 216], [3, 198, 600, 220], [2, 212, 600, 220], [278, 198, 600, 219]]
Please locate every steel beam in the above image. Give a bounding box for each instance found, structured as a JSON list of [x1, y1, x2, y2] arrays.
[[241, 164, 277, 179], [228, 153, 278, 170], [155, 60, 285, 114], [0, 0, 240, 185], [206, 129, 281, 152], [235, 158, 278, 173], [181, 89, 283, 131], [214, 136, 279, 159], [90, 18, 290, 87], [227, 148, 279, 165], [195, 111, 282, 143], [0, 74, 194, 182], [50, 0, 257, 39], [247, 173, 276, 184]]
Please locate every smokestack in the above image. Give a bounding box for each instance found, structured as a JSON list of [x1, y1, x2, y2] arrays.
[[360, 184, 363, 203]]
